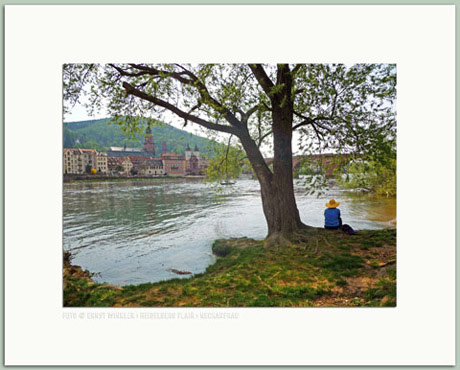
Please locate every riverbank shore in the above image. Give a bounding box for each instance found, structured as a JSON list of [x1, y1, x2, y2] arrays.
[[64, 175, 205, 183], [64, 228, 396, 307]]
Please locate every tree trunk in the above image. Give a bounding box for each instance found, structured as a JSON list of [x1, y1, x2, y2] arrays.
[[270, 107, 305, 235], [239, 124, 306, 246], [238, 65, 307, 245]]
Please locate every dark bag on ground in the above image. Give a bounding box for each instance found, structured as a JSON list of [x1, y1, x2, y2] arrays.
[[341, 224, 356, 235]]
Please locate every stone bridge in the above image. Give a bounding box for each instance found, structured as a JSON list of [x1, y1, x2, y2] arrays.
[[265, 153, 350, 177]]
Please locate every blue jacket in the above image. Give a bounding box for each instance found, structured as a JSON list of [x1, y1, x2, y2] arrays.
[[324, 208, 341, 227]]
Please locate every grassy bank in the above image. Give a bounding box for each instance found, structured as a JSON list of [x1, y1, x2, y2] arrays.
[[64, 228, 396, 307]]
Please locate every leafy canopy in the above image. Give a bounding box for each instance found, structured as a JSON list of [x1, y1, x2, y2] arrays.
[[64, 63, 396, 183]]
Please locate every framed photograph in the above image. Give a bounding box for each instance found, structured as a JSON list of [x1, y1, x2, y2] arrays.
[[4, 4, 455, 366]]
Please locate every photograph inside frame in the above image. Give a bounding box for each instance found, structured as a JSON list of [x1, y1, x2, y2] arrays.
[[62, 63, 397, 307]]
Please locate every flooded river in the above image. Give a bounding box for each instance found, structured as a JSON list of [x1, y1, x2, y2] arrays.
[[63, 178, 396, 285]]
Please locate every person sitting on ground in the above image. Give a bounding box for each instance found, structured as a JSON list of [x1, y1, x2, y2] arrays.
[[324, 199, 342, 230]]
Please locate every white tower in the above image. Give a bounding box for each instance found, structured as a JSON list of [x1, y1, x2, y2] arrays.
[[185, 144, 192, 161], [193, 145, 201, 160]]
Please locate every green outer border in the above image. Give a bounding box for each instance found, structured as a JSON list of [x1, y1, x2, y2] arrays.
[[1, 1, 458, 369]]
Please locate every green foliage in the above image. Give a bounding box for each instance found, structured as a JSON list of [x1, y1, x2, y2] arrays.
[[63, 117, 216, 157], [338, 149, 396, 196], [205, 142, 244, 181]]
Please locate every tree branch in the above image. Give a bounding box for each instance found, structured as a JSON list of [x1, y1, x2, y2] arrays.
[[238, 104, 263, 125], [128, 63, 191, 84], [291, 64, 303, 74], [249, 64, 275, 97], [247, 104, 259, 117], [114, 64, 244, 129], [292, 111, 333, 132], [257, 130, 273, 148], [122, 82, 238, 135], [109, 64, 156, 78], [170, 64, 243, 127]]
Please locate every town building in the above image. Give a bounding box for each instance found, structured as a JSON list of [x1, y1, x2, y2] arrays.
[[107, 157, 121, 174], [119, 157, 133, 175], [198, 157, 210, 172], [185, 144, 209, 175], [107, 146, 154, 158], [64, 123, 209, 178], [130, 156, 164, 176], [186, 155, 200, 175], [63, 148, 107, 175], [95, 152, 108, 173], [107, 156, 133, 176], [143, 122, 155, 155], [63, 148, 80, 174], [161, 152, 186, 176]]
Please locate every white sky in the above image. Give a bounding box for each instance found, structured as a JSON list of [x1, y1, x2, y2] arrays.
[[65, 99, 206, 137]]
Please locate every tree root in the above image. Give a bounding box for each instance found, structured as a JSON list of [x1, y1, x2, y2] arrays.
[[264, 233, 294, 247], [264, 226, 325, 247]]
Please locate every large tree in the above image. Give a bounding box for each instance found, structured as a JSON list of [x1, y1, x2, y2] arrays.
[[64, 63, 396, 244]]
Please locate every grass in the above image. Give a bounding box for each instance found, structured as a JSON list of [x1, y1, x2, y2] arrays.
[[64, 228, 396, 307]]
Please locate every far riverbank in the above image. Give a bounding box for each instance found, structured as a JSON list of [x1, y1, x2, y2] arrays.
[[63, 175, 205, 183]]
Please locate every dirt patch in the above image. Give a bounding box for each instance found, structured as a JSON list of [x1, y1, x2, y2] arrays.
[[342, 276, 376, 295], [313, 297, 358, 307]]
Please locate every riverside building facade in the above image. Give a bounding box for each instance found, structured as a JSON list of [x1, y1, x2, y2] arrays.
[[64, 123, 207, 177]]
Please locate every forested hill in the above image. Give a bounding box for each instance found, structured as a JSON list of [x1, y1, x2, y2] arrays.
[[63, 117, 217, 156]]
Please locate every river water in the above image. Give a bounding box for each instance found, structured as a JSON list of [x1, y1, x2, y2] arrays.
[[63, 178, 396, 286]]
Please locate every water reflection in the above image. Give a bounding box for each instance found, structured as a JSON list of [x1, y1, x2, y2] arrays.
[[63, 178, 396, 285]]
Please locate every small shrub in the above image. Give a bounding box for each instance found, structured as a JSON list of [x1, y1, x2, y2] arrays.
[[212, 240, 232, 257]]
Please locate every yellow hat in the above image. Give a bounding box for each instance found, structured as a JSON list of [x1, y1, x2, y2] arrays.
[[326, 199, 340, 208]]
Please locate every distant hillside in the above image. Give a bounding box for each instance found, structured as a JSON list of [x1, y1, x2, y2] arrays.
[[63, 117, 217, 157]]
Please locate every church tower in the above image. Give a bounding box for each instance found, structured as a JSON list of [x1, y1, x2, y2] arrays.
[[185, 144, 192, 161], [193, 145, 201, 160], [143, 122, 155, 156]]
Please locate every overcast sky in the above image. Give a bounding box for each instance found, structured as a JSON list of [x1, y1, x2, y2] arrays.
[[65, 98, 207, 138]]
